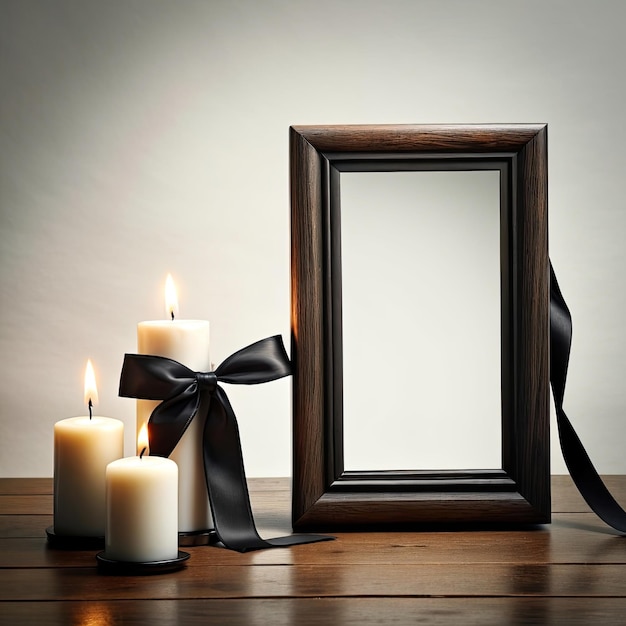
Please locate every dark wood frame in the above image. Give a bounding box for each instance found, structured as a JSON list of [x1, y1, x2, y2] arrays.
[[290, 124, 549, 530]]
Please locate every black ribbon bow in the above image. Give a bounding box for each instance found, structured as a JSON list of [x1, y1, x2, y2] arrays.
[[551, 263, 626, 532], [118, 278, 626, 544], [119, 335, 333, 552]]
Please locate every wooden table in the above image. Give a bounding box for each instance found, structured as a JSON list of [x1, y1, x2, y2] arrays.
[[2, 476, 626, 625]]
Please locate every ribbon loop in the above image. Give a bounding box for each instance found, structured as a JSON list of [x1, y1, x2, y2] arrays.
[[215, 334, 292, 384], [119, 335, 333, 552]]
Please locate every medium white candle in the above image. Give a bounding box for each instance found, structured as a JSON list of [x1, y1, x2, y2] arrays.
[[136, 274, 212, 533], [53, 360, 124, 537], [104, 425, 178, 562]]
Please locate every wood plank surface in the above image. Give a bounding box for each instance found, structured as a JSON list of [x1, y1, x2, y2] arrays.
[[2, 476, 626, 625], [0, 477, 52, 495], [2, 563, 626, 600], [1, 513, 625, 568], [3, 598, 626, 626]]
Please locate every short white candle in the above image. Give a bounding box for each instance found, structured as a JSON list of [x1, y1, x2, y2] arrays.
[[53, 360, 124, 537], [104, 425, 178, 562], [136, 274, 212, 533]]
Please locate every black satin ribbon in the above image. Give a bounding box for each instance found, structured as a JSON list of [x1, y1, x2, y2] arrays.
[[551, 262, 626, 532], [119, 335, 333, 552]]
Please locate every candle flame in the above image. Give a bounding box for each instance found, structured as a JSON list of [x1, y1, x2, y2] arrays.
[[83, 359, 99, 408], [138, 423, 150, 456], [165, 273, 179, 320]]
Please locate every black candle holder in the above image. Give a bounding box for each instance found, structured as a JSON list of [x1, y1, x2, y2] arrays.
[[178, 528, 219, 547], [96, 550, 190, 575], [46, 526, 104, 550]]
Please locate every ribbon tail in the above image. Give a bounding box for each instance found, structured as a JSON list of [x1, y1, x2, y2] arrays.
[[202, 386, 333, 552], [148, 385, 201, 458], [551, 261, 626, 533], [557, 407, 626, 532]]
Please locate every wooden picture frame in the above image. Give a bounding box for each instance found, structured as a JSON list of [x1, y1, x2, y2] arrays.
[[290, 124, 549, 530]]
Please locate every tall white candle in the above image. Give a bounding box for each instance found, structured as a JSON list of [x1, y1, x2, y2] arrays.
[[137, 274, 212, 533], [105, 425, 178, 562], [53, 360, 124, 537]]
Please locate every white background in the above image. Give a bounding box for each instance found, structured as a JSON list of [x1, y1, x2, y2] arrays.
[[1, 0, 625, 477]]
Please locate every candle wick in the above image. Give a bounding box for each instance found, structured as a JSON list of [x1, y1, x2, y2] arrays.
[[139, 446, 147, 459], [170, 310, 175, 321], [88, 398, 93, 420]]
